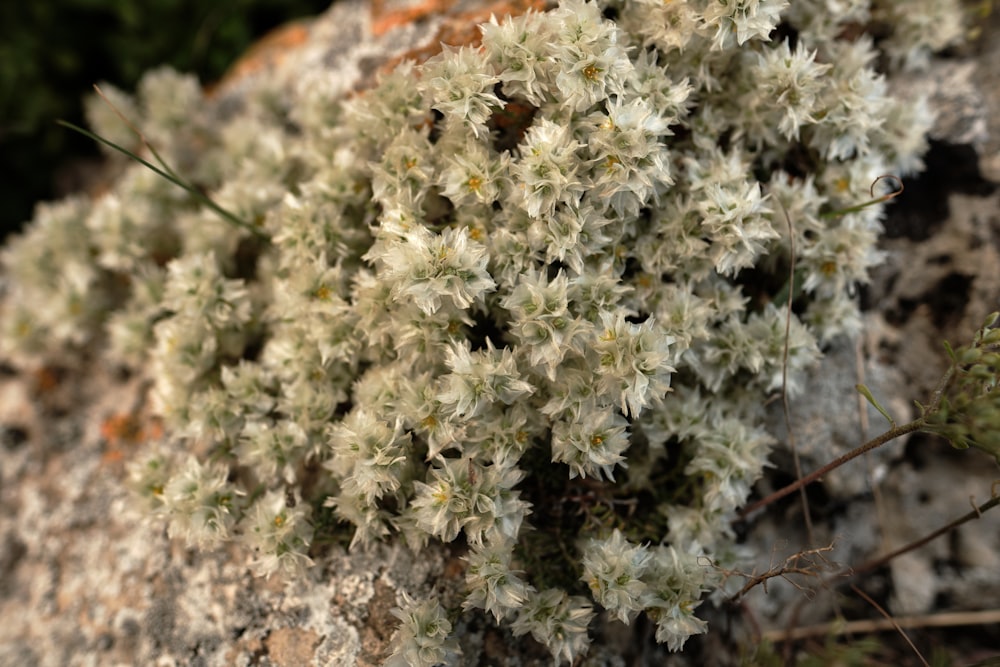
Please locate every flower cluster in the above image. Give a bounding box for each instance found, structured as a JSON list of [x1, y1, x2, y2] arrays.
[[386, 592, 462, 667], [0, 0, 964, 663], [581, 530, 717, 650]]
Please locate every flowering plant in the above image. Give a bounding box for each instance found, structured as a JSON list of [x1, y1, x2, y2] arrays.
[[0, 0, 965, 662]]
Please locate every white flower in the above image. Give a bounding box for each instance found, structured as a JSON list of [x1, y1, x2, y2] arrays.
[[501, 268, 592, 378], [750, 39, 832, 141], [592, 310, 675, 417], [684, 417, 774, 513], [511, 588, 595, 665], [386, 592, 461, 667], [701, 0, 789, 50], [238, 419, 309, 485], [438, 341, 534, 419], [463, 540, 535, 621], [641, 545, 714, 651], [161, 252, 252, 329], [410, 455, 528, 546], [582, 530, 651, 623], [480, 10, 556, 105], [420, 46, 503, 139], [582, 96, 674, 217], [324, 410, 410, 504], [551, 406, 630, 481], [244, 490, 314, 578], [438, 138, 509, 207], [808, 36, 890, 160], [160, 457, 238, 548], [372, 225, 496, 315], [510, 118, 585, 217]]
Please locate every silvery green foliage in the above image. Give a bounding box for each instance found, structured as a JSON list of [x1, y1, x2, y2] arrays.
[[0, 0, 962, 662], [386, 592, 463, 667]]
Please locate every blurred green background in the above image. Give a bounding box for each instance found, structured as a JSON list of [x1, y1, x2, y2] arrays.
[[0, 0, 332, 239]]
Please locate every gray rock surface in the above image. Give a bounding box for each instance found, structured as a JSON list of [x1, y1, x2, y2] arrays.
[[730, 8, 1000, 655], [2, 2, 999, 665]]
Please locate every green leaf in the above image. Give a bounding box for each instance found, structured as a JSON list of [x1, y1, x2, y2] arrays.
[[856, 384, 895, 428], [56, 119, 267, 239]]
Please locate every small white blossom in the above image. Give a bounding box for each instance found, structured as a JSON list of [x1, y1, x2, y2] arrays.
[[551, 406, 630, 481], [325, 410, 411, 504], [160, 457, 238, 548], [372, 225, 496, 315], [582, 530, 651, 623], [592, 310, 675, 417], [244, 490, 314, 578], [480, 10, 556, 105], [464, 539, 535, 621], [641, 545, 714, 652], [701, 0, 789, 50], [511, 588, 595, 665], [749, 39, 832, 141], [420, 46, 503, 139], [438, 341, 534, 419], [386, 592, 461, 667], [438, 138, 509, 207], [510, 118, 585, 217]]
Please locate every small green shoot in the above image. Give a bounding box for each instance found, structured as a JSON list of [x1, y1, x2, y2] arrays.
[[856, 383, 896, 428], [58, 86, 266, 240], [820, 174, 904, 218]]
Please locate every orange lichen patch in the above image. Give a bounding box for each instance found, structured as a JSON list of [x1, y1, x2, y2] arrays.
[[144, 416, 165, 441], [377, 0, 548, 72], [371, 0, 459, 37], [443, 554, 466, 579], [207, 20, 312, 97], [264, 628, 322, 666], [32, 366, 61, 394], [489, 99, 538, 148], [101, 413, 144, 446], [100, 413, 165, 465]]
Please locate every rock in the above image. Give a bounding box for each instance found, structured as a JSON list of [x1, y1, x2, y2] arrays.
[[2, 1, 1000, 665]]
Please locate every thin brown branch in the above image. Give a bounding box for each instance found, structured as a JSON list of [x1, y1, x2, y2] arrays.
[[738, 419, 925, 518], [94, 85, 147, 146], [725, 543, 838, 602], [763, 608, 1000, 642], [848, 491, 1000, 580], [782, 486, 1000, 640], [850, 584, 929, 667], [776, 198, 814, 543]]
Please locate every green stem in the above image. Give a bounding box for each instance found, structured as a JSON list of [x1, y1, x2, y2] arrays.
[[737, 419, 925, 518], [848, 492, 1000, 580], [57, 120, 267, 240], [740, 350, 963, 520], [820, 175, 904, 219]]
